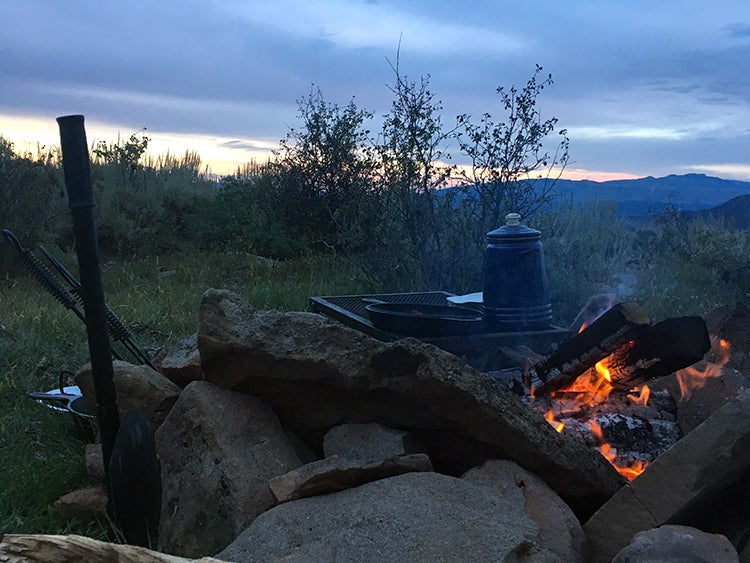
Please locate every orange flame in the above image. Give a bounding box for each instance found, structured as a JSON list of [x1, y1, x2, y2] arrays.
[[556, 361, 615, 407], [544, 410, 565, 433], [530, 335, 732, 483], [627, 385, 651, 406], [618, 460, 649, 480], [675, 337, 731, 401], [587, 419, 648, 480], [595, 360, 612, 382]]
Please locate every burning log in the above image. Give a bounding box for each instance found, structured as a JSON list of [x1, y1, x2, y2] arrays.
[[534, 384, 682, 480], [528, 302, 651, 394], [599, 317, 711, 390], [529, 303, 711, 396], [524, 305, 711, 480]]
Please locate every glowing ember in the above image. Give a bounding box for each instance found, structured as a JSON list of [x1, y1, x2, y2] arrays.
[[627, 385, 651, 406], [587, 419, 648, 480], [618, 460, 649, 480], [553, 365, 615, 407], [544, 410, 565, 433], [675, 337, 731, 401], [529, 333, 732, 484]]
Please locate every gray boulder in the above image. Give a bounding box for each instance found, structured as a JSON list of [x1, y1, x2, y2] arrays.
[[463, 460, 586, 562], [75, 360, 180, 427], [197, 288, 623, 519], [155, 381, 302, 557], [216, 471, 548, 562], [612, 524, 738, 562], [323, 422, 426, 459], [158, 333, 204, 387]]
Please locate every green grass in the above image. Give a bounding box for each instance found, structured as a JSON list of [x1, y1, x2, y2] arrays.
[[0, 248, 368, 537]]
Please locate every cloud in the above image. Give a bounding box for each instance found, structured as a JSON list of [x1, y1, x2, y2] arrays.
[[219, 0, 524, 54], [684, 164, 750, 181], [2, 0, 750, 181], [219, 139, 278, 151], [723, 22, 750, 39], [567, 126, 688, 141]]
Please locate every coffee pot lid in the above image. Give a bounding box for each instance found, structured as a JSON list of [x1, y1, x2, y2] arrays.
[[487, 213, 541, 241]]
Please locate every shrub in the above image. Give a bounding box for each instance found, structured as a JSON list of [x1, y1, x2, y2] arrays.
[[0, 138, 67, 274], [192, 172, 305, 258], [456, 65, 570, 253], [633, 212, 750, 319], [270, 88, 376, 249], [0, 139, 65, 235], [89, 136, 214, 256], [537, 201, 634, 325]]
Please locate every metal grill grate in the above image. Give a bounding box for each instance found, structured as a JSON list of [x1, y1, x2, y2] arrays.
[[309, 291, 456, 341], [310, 291, 571, 355]]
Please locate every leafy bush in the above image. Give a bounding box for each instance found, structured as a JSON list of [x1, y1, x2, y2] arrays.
[[456, 65, 570, 251], [633, 212, 750, 319], [333, 64, 569, 293], [270, 88, 376, 249], [192, 172, 305, 258], [537, 201, 634, 324], [89, 136, 215, 256], [0, 138, 67, 272]]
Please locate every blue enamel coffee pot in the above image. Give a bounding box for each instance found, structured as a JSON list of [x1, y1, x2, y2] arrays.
[[483, 213, 553, 330]]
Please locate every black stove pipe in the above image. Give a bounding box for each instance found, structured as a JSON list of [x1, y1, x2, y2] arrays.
[[56, 115, 120, 488]]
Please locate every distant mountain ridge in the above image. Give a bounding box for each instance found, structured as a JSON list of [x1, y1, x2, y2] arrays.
[[544, 173, 750, 217], [681, 194, 750, 229]]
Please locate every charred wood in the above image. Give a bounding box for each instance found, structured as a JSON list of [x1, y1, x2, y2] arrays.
[[533, 389, 681, 475], [604, 316, 711, 390], [528, 302, 651, 394]]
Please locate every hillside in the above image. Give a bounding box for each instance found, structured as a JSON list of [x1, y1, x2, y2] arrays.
[[545, 173, 750, 217], [681, 194, 750, 229]]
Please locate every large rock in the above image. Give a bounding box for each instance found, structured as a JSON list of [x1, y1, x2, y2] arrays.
[[323, 422, 426, 459], [53, 486, 108, 519], [612, 525, 738, 563], [269, 453, 433, 502], [75, 360, 181, 426], [216, 472, 547, 562], [584, 386, 750, 562], [155, 380, 302, 558], [197, 288, 623, 519], [462, 460, 586, 562], [158, 333, 204, 387]]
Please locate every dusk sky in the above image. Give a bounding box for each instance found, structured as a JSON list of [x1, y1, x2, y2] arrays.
[[1, 0, 749, 180]]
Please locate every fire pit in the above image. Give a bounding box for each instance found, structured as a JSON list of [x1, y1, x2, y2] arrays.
[[313, 291, 736, 485]]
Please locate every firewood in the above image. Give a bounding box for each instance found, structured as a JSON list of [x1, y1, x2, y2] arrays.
[[0, 534, 227, 562], [528, 302, 651, 394], [601, 316, 711, 390]]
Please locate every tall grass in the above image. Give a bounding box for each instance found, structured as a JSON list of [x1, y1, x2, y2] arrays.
[[632, 216, 750, 320]]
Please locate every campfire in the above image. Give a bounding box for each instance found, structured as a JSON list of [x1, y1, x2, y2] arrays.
[[523, 301, 731, 480]]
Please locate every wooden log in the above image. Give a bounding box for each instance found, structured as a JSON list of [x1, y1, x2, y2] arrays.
[[602, 316, 711, 390], [528, 302, 651, 394], [0, 534, 227, 562]]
